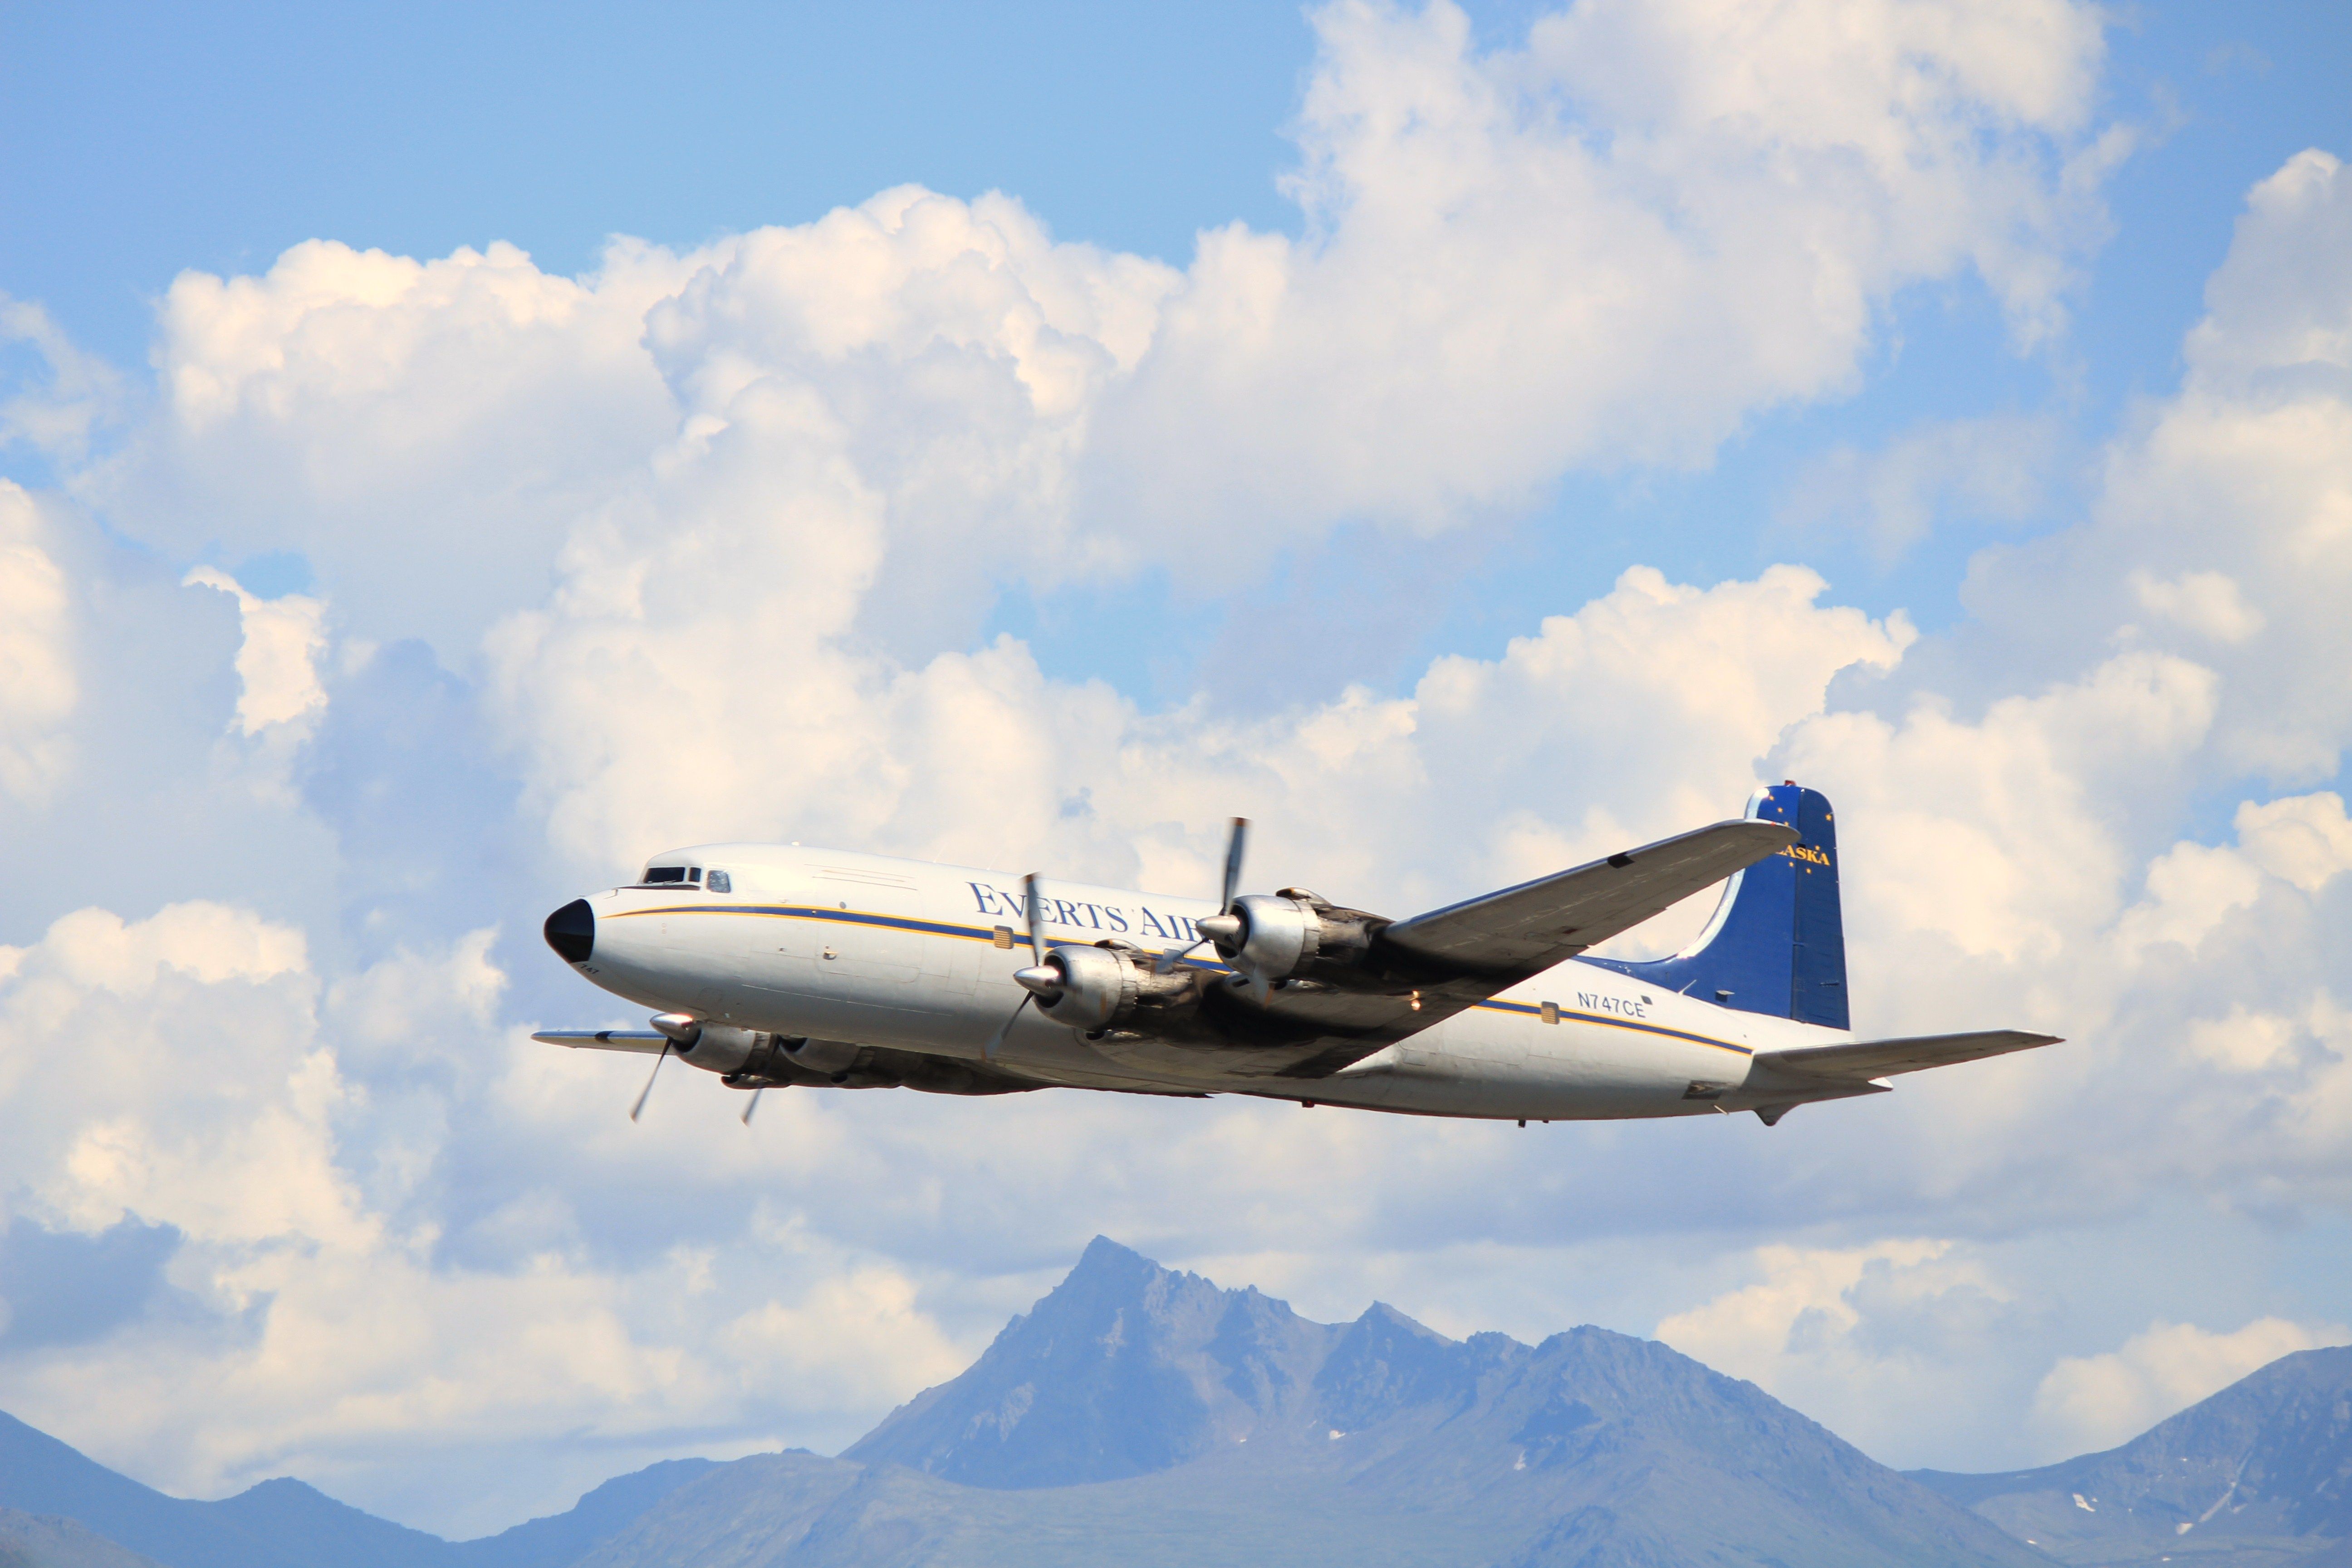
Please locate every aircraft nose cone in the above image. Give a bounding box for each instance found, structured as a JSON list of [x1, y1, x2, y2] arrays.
[[544, 899, 594, 964]]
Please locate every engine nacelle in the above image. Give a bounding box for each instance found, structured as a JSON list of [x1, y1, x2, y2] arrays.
[[673, 1021, 762, 1075], [1211, 893, 1323, 982], [1034, 942, 1195, 1031], [1035, 944, 1137, 1030]]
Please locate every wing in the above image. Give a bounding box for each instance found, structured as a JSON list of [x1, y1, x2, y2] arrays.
[[1204, 818, 1800, 1078], [1379, 818, 1799, 974], [1754, 1029, 2061, 1082], [534, 1029, 670, 1054]]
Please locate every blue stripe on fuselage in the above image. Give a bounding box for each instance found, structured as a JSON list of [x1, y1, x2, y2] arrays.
[[607, 904, 1750, 1054]]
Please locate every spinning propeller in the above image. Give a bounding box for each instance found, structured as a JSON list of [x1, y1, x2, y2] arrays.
[[983, 871, 1058, 1059], [628, 1013, 702, 1122], [1153, 817, 1249, 977]]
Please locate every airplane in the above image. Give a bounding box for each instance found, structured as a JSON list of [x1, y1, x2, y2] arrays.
[[535, 782, 2058, 1127]]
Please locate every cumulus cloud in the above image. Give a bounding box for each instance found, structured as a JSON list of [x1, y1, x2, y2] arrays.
[[183, 568, 329, 736], [1957, 146, 2352, 784], [76, 0, 2118, 664], [0, 903, 972, 1536], [0, 483, 77, 802], [1654, 1240, 2047, 1465], [1087, 0, 2117, 544]]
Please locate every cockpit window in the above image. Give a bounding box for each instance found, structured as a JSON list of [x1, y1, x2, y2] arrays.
[[706, 870, 732, 893], [643, 866, 687, 884]]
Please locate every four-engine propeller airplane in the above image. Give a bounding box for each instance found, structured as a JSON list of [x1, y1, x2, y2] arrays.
[[537, 783, 2058, 1127]]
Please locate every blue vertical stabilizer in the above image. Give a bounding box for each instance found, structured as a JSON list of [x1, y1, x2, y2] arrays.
[[1580, 783, 1849, 1029]]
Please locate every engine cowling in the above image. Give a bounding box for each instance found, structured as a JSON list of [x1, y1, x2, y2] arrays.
[[672, 1021, 762, 1074], [1029, 942, 1200, 1031], [1204, 892, 1323, 983], [1034, 944, 1137, 1030]]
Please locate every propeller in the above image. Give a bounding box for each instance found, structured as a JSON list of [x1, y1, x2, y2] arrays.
[[740, 1085, 764, 1126], [1154, 817, 1249, 976], [631, 1012, 701, 1123], [985, 871, 1059, 1059], [629, 1040, 671, 1122]]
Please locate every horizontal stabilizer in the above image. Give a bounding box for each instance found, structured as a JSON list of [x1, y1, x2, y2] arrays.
[[1755, 1029, 2061, 1083], [533, 1029, 671, 1055]]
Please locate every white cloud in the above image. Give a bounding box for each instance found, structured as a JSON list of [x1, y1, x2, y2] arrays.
[[1963, 144, 2352, 785], [1781, 414, 2060, 562], [2234, 791, 2352, 893], [2129, 568, 2265, 644], [2031, 1317, 2349, 1457], [0, 902, 976, 1536], [183, 568, 329, 736], [0, 483, 77, 803], [0, 292, 127, 461], [2184, 149, 2352, 389], [78, 0, 2119, 667], [1088, 0, 2116, 547], [1653, 1240, 2045, 1466]]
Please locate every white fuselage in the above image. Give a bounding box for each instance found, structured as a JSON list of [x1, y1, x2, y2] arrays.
[[565, 843, 1853, 1121]]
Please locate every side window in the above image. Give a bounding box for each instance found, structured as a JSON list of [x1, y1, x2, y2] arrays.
[[706, 870, 732, 894]]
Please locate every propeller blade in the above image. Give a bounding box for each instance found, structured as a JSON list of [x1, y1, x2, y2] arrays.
[[1158, 817, 1250, 975], [740, 1085, 764, 1127], [1021, 871, 1051, 965], [1220, 817, 1249, 911], [985, 992, 1033, 1060], [629, 1039, 672, 1123]]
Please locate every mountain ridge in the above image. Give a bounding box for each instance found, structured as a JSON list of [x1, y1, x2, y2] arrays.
[[11, 1236, 2351, 1567], [1912, 1345, 2352, 1568], [605, 1235, 2050, 1567], [0, 1411, 711, 1568]]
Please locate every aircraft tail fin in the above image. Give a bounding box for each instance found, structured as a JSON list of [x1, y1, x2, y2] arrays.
[[1582, 782, 1848, 1029]]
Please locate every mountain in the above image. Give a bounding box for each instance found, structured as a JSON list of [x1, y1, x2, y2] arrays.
[[0, 1411, 711, 1568], [0, 1509, 163, 1568], [455, 1460, 720, 1568], [1913, 1345, 2352, 1568], [578, 1236, 2049, 1568], [31, 1236, 2342, 1567]]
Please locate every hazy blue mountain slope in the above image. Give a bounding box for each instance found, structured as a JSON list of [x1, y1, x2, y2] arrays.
[[600, 1239, 2050, 1568], [0, 1409, 710, 1568], [0, 1509, 162, 1568], [199, 1478, 457, 1568], [454, 1459, 718, 1568], [1912, 1345, 2352, 1568], [0, 1410, 317, 1568]]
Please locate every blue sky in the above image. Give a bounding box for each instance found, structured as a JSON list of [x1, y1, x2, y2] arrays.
[[4, 0, 2352, 1539]]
